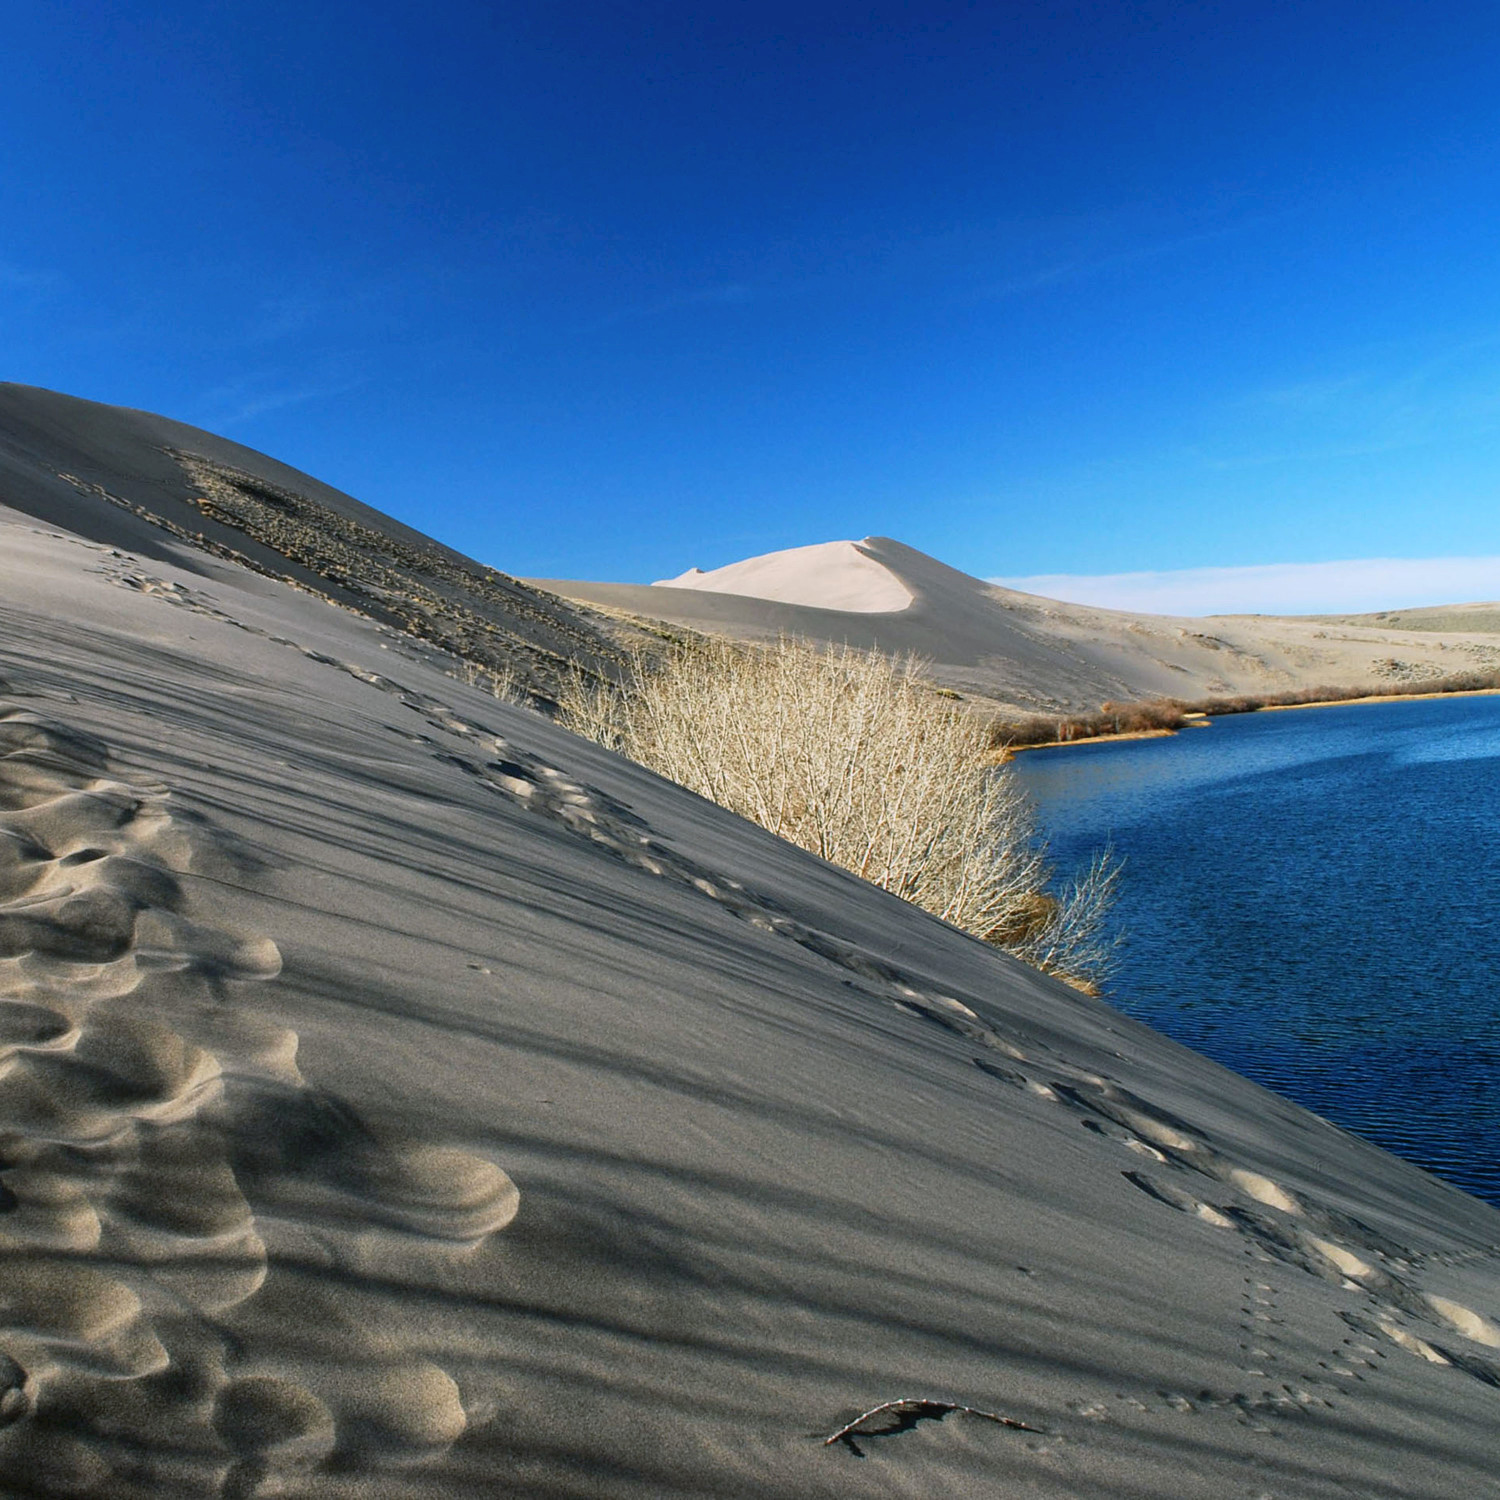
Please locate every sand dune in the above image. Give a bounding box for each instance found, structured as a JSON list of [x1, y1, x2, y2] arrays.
[[1307, 601, 1500, 634], [0, 383, 625, 703], [655, 539, 915, 612], [545, 537, 1500, 714], [0, 393, 1498, 1496]]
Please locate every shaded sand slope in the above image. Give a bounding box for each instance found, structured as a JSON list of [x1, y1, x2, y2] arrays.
[[2, 506, 1499, 1498], [0, 384, 622, 696], [541, 538, 1500, 714]]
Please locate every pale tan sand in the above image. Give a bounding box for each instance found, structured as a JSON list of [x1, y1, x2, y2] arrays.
[[1307, 602, 1500, 634], [542, 538, 1500, 716], [0, 392, 1499, 1497], [655, 539, 915, 613]]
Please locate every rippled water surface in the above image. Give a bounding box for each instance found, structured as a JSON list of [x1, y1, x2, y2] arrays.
[[1013, 694, 1500, 1207]]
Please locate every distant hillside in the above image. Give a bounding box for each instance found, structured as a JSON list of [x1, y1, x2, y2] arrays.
[[537, 537, 1500, 715], [1304, 603, 1500, 633], [6, 384, 1498, 718]]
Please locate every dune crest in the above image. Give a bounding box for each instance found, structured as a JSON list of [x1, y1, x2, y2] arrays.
[[654, 538, 915, 612]]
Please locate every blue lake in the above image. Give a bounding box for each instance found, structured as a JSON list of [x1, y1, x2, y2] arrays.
[[1012, 693, 1500, 1208]]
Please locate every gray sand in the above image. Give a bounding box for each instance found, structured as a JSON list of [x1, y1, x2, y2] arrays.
[[0, 392, 1497, 1497]]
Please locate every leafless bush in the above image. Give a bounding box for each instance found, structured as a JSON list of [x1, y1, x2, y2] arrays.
[[456, 658, 523, 704], [1011, 844, 1122, 991], [560, 636, 1120, 989]]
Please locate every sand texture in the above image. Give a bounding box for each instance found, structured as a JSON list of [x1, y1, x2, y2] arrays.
[[542, 538, 1500, 715], [0, 393, 1498, 1496]]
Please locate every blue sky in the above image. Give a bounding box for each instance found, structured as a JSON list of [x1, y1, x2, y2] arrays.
[[6, 2, 1500, 607]]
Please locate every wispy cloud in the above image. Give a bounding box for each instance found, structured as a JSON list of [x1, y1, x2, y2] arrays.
[[1219, 330, 1500, 466], [196, 369, 365, 428], [247, 292, 327, 344], [1246, 372, 1373, 413], [0, 260, 62, 294], [993, 557, 1500, 617], [977, 216, 1260, 302]]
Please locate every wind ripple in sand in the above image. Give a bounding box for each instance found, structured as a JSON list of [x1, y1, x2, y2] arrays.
[[0, 703, 519, 1497], [397, 667, 1500, 1412], [296, 652, 1500, 1417]]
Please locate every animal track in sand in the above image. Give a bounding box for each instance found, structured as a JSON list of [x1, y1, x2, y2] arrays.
[[0, 699, 520, 1496], [124, 622, 1060, 1096], [961, 1016, 1500, 1406]]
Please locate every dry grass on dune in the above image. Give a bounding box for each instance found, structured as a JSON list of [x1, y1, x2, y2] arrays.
[[559, 636, 1120, 990]]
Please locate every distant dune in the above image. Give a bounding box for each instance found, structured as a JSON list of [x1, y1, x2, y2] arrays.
[[1, 384, 1498, 1497], [540, 536, 1500, 715], [1306, 602, 1500, 634], [656, 538, 916, 612]]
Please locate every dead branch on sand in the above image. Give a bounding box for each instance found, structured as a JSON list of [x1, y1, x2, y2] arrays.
[[822, 1398, 1043, 1449]]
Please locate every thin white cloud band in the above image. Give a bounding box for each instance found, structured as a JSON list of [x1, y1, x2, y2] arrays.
[[992, 557, 1500, 617]]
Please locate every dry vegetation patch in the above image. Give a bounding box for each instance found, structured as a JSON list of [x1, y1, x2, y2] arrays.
[[990, 667, 1500, 750], [560, 637, 1120, 990]]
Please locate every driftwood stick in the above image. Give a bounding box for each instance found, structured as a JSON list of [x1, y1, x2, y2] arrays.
[[822, 1398, 1043, 1447]]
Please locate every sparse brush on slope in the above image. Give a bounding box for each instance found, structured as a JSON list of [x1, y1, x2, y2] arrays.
[[560, 636, 1120, 990]]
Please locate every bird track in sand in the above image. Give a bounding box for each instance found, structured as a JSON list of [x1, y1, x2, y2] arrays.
[[959, 1005, 1500, 1412]]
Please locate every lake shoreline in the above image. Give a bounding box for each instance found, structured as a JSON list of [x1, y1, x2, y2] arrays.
[[1011, 690, 1500, 1209], [998, 726, 1181, 757], [1004, 684, 1500, 754], [1258, 684, 1500, 712]]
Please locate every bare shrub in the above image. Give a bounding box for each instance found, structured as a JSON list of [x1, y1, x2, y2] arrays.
[[456, 657, 524, 704], [560, 637, 1120, 989], [1010, 845, 1122, 993]]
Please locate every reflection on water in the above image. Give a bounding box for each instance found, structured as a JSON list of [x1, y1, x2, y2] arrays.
[[1013, 693, 1500, 1207]]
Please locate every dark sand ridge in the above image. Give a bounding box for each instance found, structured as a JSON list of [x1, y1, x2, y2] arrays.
[[0, 383, 625, 701], [538, 539, 1500, 715], [0, 399, 1498, 1496]]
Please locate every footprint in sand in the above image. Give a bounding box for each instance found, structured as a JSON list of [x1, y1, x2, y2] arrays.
[[0, 700, 521, 1496], [214, 1376, 338, 1499]]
